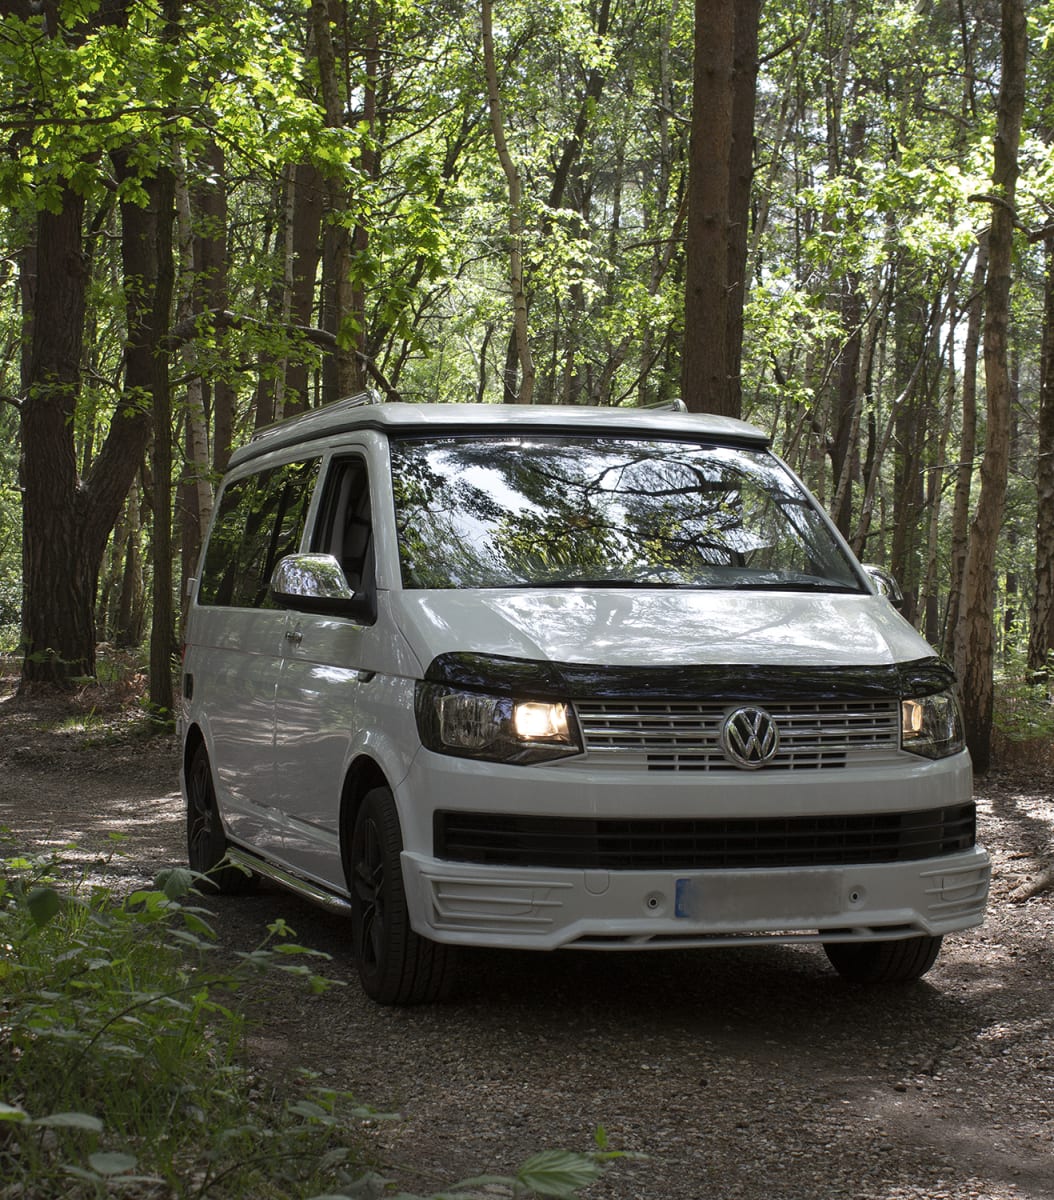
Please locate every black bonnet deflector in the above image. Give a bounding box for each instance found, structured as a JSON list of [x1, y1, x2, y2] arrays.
[[423, 653, 956, 703]]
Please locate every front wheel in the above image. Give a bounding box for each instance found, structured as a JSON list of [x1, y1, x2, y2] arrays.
[[349, 786, 454, 1005], [823, 935, 943, 984], [185, 742, 255, 894]]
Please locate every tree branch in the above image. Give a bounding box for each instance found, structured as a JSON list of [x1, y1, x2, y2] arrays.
[[163, 309, 401, 401]]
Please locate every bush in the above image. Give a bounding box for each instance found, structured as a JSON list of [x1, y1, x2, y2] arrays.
[[0, 846, 618, 1199], [993, 650, 1054, 769]]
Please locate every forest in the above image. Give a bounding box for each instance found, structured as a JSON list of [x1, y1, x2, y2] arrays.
[[0, 0, 1052, 773]]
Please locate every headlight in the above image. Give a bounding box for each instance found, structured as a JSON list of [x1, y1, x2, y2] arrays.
[[901, 690, 965, 759], [415, 682, 582, 765]]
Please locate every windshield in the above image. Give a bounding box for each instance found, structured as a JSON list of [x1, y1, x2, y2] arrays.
[[389, 434, 864, 593]]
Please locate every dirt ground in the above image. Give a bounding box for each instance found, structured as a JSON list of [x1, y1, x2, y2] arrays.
[[1, 685, 1052, 1200]]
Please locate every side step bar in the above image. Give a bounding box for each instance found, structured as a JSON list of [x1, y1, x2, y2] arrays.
[[225, 848, 353, 915]]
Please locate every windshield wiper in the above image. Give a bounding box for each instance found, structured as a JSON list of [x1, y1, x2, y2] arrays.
[[730, 578, 862, 593], [518, 577, 691, 589]]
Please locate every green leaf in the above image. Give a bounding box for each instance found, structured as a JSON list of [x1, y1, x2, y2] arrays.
[[515, 1150, 603, 1197], [288, 1100, 330, 1120], [0, 1103, 28, 1123], [179, 910, 217, 938], [88, 1151, 137, 1175], [27, 886, 61, 927], [273, 942, 329, 958], [156, 866, 197, 900], [32, 1111, 104, 1132], [168, 928, 218, 951], [63, 1167, 104, 1183]]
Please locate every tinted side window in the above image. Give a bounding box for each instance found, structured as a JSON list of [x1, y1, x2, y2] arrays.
[[310, 457, 373, 592], [198, 459, 321, 608]]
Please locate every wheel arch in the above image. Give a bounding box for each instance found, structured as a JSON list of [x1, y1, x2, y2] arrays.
[[339, 755, 393, 885], [181, 723, 207, 786]]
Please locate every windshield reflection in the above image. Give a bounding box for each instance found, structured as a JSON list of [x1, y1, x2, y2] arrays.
[[389, 435, 863, 593]]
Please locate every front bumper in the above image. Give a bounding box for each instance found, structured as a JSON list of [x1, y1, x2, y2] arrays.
[[401, 845, 991, 950]]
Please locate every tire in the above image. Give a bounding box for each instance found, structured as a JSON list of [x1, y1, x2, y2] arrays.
[[349, 786, 454, 1005], [823, 935, 943, 984], [185, 742, 256, 894]]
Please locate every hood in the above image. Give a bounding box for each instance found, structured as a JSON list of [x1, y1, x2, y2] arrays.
[[393, 587, 935, 673]]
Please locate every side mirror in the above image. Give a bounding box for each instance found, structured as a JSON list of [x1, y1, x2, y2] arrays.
[[270, 554, 377, 623], [862, 564, 905, 611]]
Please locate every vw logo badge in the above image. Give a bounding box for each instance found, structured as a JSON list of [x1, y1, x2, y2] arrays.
[[721, 706, 779, 769]]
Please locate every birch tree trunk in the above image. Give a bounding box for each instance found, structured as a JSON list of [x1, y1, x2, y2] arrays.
[[942, 236, 988, 660], [174, 153, 215, 606]]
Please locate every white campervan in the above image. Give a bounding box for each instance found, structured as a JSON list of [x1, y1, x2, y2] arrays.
[[180, 397, 989, 1004]]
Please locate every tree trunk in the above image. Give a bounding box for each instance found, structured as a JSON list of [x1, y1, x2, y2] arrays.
[[942, 235, 987, 660], [285, 161, 325, 413], [311, 0, 367, 403], [113, 486, 146, 649], [955, 0, 1026, 772], [20, 171, 162, 689], [827, 112, 866, 537], [681, 0, 734, 414], [723, 0, 760, 416], [19, 193, 95, 685], [17, 0, 156, 690], [1028, 231, 1054, 678], [195, 141, 236, 470], [175, 146, 223, 609], [482, 0, 534, 404], [115, 149, 177, 713], [922, 300, 959, 647]]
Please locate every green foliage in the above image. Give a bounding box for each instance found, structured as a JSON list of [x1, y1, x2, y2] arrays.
[[0, 846, 357, 1197], [0, 0, 1050, 716], [438, 1135, 624, 1200], [0, 845, 620, 1198], [994, 649, 1054, 745]]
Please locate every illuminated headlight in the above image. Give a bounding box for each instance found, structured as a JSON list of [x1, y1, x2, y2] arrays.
[[415, 683, 582, 765], [901, 690, 965, 759]]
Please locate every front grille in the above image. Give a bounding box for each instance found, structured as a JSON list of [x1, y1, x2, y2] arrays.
[[575, 699, 901, 771], [434, 804, 976, 870]]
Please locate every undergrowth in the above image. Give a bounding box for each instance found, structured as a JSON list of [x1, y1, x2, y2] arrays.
[[0, 845, 618, 1199], [993, 650, 1054, 770]]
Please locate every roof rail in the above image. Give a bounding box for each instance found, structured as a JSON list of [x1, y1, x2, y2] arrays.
[[337, 388, 385, 409], [249, 389, 383, 442], [639, 398, 688, 412]]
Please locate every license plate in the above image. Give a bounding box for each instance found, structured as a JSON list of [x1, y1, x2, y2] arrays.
[[675, 870, 842, 922]]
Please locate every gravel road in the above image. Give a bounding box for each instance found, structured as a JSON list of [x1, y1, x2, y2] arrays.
[[1, 705, 1051, 1200]]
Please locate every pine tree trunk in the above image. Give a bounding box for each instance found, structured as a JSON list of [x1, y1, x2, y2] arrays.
[[724, 0, 760, 416], [482, 0, 535, 404], [311, 0, 367, 404], [19, 193, 95, 685], [1028, 231, 1054, 678], [955, 0, 1026, 771], [116, 150, 177, 713], [285, 161, 325, 413], [681, 0, 734, 414]]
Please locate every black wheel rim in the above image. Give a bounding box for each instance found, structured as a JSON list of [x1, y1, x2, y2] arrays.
[[354, 815, 385, 971]]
